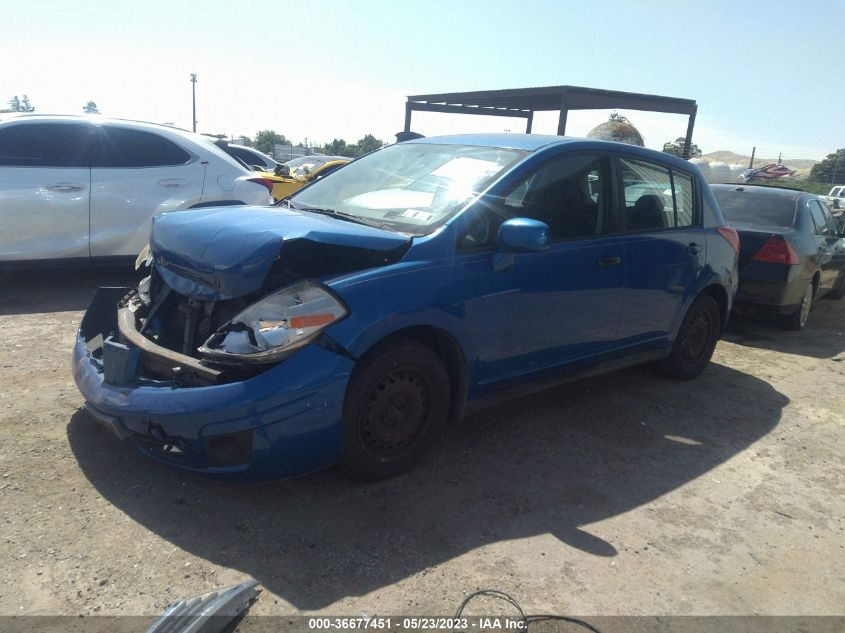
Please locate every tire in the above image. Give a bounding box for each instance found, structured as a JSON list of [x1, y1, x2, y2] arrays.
[[338, 338, 450, 480], [658, 294, 721, 380], [827, 272, 845, 300], [782, 282, 813, 330]]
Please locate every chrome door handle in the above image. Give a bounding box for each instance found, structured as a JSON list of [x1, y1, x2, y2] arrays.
[[46, 183, 84, 192]]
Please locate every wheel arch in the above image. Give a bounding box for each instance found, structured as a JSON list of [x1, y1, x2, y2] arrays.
[[700, 283, 729, 336], [354, 325, 468, 428]]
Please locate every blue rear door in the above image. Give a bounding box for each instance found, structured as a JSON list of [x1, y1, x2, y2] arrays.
[[614, 156, 706, 343]]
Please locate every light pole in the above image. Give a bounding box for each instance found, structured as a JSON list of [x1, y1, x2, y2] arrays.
[[190, 73, 197, 132]]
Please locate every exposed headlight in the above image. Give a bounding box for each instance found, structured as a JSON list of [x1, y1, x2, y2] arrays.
[[135, 243, 152, 270], [198, 281, 348, 364]]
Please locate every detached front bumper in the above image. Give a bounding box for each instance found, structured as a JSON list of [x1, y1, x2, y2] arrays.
[[72, 287, 355, 480]]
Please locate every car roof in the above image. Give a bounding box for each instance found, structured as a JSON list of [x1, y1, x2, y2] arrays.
[[407, 133, 700, 169], [0, 113, 201, 139]]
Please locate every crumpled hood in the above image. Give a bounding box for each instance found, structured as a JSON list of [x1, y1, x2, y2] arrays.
[[150, 206, 410, 300]]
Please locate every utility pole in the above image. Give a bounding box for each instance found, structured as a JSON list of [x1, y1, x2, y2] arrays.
[[749, 146, 756, 170], [190, 73, 197, 133]]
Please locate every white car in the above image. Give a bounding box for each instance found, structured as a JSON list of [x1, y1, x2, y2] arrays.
[[0, 115, 273, 263], [825, 185, 844, 209]]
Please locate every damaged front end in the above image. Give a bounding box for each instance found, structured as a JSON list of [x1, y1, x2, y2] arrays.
[[73, 206, 410, 478]]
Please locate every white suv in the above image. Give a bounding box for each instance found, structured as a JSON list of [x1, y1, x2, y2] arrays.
[[0, 115, 273, 263]]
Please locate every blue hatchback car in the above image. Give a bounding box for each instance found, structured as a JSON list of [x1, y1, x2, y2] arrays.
[[73, 134, 738, 480]]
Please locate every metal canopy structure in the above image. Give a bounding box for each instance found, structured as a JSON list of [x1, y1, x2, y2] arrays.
[[404, 85, 698, 158]]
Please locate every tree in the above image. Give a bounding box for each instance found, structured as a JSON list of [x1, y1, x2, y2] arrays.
[[19, 95, 34, 112], [83, 101, 99, 114], [809, 149, 845, 184], [662, 137, 701, 159], [8, 96, 20, 111], [322, 138, 351, 156], [352, 134, 384, 156], [254, 130, 288, 155]]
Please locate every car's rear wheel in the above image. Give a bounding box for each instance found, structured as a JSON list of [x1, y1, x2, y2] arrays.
[[658, 294, 720, 380], [783, 282, 813, 330], [338, 338, 450, 480]]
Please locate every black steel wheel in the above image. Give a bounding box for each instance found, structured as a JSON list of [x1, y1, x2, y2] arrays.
[[338, 338, 450, 479], [658, 294, 720, 380]]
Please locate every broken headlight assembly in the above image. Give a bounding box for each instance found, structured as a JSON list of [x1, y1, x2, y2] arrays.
[[198, 281, 348, 364]]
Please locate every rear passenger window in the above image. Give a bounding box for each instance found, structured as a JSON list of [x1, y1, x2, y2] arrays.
[[619, 158, 698, 230], [0, 123, 90, 167], [620, 158, 674, 230], [93, 127, 191, 167], [809, 200, 832, 235]]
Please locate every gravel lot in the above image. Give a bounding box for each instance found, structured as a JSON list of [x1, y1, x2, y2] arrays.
[[1, 267, 843, 618]]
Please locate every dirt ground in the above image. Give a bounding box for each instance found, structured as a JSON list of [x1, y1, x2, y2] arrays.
[[1, 267, 843, 618]]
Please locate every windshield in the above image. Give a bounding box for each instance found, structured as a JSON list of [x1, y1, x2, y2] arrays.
[[713, 189, 798, 227], [290, 142, 527, 234]]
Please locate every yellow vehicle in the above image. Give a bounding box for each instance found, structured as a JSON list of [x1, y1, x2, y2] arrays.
[[264, 155, 350, 201]]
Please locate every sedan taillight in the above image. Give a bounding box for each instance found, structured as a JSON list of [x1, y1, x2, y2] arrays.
[[752, 235, 799, 265]]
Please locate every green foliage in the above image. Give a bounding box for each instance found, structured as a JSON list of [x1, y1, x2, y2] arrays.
[[7, 95, 34, 112], [662, 137, 702, 159], [323, 138, 351, 156], [321, 134, 385, 157], [83, 101, 99, 114], [808, 149, 845, 184], [254, 130, 288, 155], [354, 134, 384, 156]]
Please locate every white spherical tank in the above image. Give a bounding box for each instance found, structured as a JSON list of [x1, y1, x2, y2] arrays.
[[710, 161, 732, 183], [689, 158, 711, 182], [729, 163, 746, 182]]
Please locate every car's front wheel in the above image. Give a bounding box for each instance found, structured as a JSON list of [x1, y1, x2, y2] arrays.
[[338, 338, 450, 480], [658, 294, 721, 380]]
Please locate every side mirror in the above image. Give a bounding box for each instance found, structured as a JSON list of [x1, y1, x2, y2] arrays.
[[492, 218, 549, 272], [496, 218, 550, 252]]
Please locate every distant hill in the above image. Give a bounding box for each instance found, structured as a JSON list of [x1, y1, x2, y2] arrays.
[[701, 151, 818, 177], [702, 151, 818, 175]]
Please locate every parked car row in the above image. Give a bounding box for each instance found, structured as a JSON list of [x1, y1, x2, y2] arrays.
[[3, 115, 841, 481]]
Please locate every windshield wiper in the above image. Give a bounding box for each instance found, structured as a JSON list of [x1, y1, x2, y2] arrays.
[[293, 204, 386, 230]]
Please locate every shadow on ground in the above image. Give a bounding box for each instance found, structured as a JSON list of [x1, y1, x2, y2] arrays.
[[0, 266, 140, 316], [68, 362, 787, 610], [724, 297, 845, 360]]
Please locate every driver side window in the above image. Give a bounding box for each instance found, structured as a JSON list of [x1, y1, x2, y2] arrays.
[[459, 153, 609, 250]]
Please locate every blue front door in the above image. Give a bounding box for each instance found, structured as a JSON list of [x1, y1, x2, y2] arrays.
[[452, 152, 626, 393]]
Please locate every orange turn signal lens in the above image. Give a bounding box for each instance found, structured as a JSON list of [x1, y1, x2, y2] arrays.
[[289, 313, 336, 329]]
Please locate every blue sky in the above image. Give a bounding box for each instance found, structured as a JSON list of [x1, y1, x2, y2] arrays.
[[2, 0, 842, 160]]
